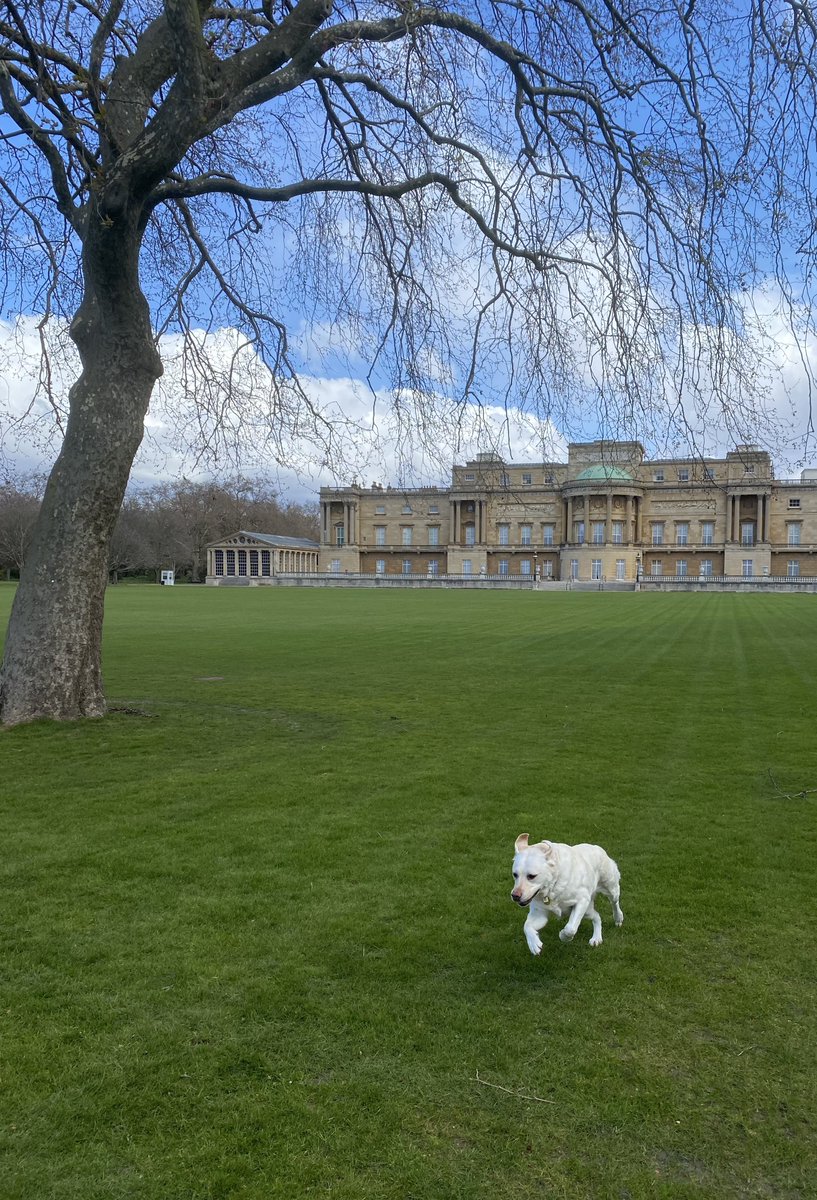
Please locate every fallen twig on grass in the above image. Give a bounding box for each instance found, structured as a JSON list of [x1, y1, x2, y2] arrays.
[[473, 1070, 555, 1103], [767, 770, 817, 800]]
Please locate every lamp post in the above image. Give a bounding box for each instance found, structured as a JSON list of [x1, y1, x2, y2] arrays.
[[533, 550, 539, 584]]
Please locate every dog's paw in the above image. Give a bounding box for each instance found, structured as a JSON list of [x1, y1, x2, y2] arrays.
[[559, 928, 575, 943], [589, 934, 603, 947], [525, 935, 543, 956], [615, 912, 624, 927]]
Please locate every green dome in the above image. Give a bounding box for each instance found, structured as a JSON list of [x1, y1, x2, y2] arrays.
[[574, 464, 634, 481]]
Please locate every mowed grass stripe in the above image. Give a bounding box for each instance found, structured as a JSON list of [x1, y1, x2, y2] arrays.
[[1, 583, 816, 1199]]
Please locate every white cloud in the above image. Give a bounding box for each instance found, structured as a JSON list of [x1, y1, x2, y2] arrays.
[[0, 318, 566, 503]]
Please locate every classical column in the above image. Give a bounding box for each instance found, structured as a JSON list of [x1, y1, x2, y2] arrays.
[[584, 494, 591, 542], [566, 496, 574, 543], [606, 493, 613, 542]]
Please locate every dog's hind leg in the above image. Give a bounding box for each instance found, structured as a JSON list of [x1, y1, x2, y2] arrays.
[[586, 899, 604, 946], [599, 868, 624, 927], [604, 883, 624, 927]]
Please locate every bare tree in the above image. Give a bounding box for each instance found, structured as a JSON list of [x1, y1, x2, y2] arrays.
[[0, 475, 44, 579], [1, 1, 816, 724]]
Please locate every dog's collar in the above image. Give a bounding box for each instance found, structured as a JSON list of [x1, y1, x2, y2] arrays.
[[540, 893, 554, 905]]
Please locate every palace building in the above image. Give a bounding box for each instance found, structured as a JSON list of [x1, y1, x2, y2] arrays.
[[318, 441, 817, 582]]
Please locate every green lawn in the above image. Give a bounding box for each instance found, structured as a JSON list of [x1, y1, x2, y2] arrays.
[[1, 584, 815, 1199]]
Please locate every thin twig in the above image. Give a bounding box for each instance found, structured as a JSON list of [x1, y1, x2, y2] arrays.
[[767, 770, 817, 800], [473, 1070, 555, 1103]]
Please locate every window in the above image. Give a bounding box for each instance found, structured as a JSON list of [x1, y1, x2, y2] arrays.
[[402, 526, 413, 546], [651, 523, 664, 546], [335, 524, 345, 546], [592, 522, 605, 545], [261, 551, 271, 576], [464, 472, 475, 481], [521, 559, 531, 576], [788, 560, 800, 577], [465, 524, 476, 546], [376, 559, 386, 575], [704, 467, 715, 481], [700, 521, 714, 545], [616, 559, 626, 580], [520, 524, 532, 545], [429, 505, 439, 514], [375, 526, 386, 546], [428, 559, 439, 576], [214, 550, 224, 576], [745, 464, 756, 475], [543, 560, 553, 578], [542, 525, 555, 546], [741, 522, 755, 547], [402, 559, 412, 574], [498, 524, 510, 545], [226, 549, 235, 575], [522, 472, 532, 485], [678, 468, 690, 482], [787, 523, 801, 546], [498, 559, 509, 576], [573, 521, 585, 543], [700, 559, 713, 577], [462, 559, 472, 575], [570, 559, 579, 579], [742, 559, 753, 577], [249, 550, 259, 577], [591, 559, 602, 580], [650, 561, 663, 576], [330, 559, 341, 573], [676, 560, 688, 577], [789, 498, 801, 509], [612, 521, 624, 544], [402, 504, 412, 515], [428, 526, 440, 546], [676, 522, 689, 545], [653, 469, 665, 482], [375, 505, 386, 515], [500, 473, 510, 488]]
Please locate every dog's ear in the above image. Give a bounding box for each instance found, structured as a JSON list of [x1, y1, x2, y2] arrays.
[[540, 840, 556, 862], [514, 833, 530, 852]]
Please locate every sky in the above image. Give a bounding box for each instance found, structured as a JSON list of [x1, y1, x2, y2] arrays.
[[2, 290, 817, 506], [2, 2, 817, 503]]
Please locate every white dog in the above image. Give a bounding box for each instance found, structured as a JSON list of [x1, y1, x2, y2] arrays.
[[511, 833, 624, 954]]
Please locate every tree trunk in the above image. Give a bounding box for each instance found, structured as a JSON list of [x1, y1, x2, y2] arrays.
[[0, 219, 162, 726]]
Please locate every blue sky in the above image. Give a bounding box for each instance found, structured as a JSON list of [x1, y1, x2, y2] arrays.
[[2, 2, 817, 499]]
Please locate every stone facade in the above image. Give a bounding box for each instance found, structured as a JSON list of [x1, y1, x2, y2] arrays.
[[318, 443, 817, 581]]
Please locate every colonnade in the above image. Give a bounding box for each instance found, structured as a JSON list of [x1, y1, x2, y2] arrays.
[[728, 493, 769, 543], [562, 493, 642, 544], [321, 500, 356, 545], [207, 547, 319, 577]]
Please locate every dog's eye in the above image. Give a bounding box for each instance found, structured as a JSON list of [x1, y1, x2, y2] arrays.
[[526, 873, 537, 881]]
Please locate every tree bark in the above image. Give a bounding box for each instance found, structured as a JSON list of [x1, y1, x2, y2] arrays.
[[0, 219, 162, 726]]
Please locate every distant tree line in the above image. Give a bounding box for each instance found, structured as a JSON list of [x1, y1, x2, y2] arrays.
[[0, 475, 318, 583]]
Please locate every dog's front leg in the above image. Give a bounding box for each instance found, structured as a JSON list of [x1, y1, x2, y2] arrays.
[[559, 894, 591, 944], [523, 898, 549, 956]]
